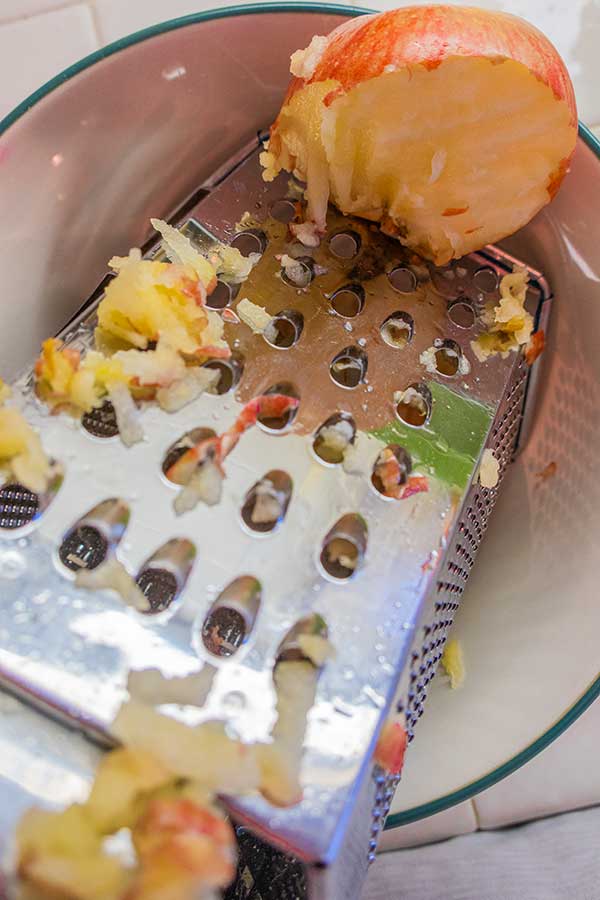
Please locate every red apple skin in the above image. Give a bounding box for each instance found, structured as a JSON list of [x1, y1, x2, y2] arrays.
[[284, 6, 576, 128], [374, 721, 408, 776]]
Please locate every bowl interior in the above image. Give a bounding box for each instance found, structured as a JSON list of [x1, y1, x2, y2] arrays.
[[1, 6, 599, 827]]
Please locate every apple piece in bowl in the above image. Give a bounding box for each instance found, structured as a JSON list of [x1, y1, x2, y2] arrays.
[[262, 5, 577, 264]]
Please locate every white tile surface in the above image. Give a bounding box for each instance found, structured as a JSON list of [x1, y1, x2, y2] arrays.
[[473, 697, 600, 829], [0, 5, 98, 118], [0, 0, 80, 23]]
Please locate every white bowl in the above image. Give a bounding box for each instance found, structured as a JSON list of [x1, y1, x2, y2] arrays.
[[1, 4, 599, 841]]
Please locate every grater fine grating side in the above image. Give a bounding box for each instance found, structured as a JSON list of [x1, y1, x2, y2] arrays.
[[0, 142, 550, 900]]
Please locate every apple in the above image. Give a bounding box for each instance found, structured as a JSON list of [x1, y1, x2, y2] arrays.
[[374, 719, 407, 775], [262, 6, 577, 264], [131, 796, 236, 889]]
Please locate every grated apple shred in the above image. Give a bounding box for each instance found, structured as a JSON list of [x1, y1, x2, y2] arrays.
[[76, 557, 150, 613], [156, 367, 219, 413], [440, 638, 466, 689], [471, 266, 534, 361], [478, 448, 500, 488], [127, 666, 217, 708], [173, 461, 223, 515], [0, 405, 52, 494], [236, 297, 273, 334], [108, 383, 144, 447]]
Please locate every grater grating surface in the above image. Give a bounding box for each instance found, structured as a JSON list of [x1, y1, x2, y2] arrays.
[[369, 357, 530, 856], [0, 144, 550, 872]]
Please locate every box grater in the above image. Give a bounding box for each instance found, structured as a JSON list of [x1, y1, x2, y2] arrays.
[[0, 139, 550, 900]]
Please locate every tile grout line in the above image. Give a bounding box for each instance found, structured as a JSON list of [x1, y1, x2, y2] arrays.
[[0, 0, 84, 28], [87, 0, 103, 47], [470, 797, 482, 831]]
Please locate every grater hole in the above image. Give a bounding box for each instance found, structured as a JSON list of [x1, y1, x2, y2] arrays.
[[203, 351, 244, 395], [320, 538, 360, 580], [200, 576, 260, 659], [312, 412, 356, 465], [280, 256, 314, 288], [162, 428, 217, 483], [136, 538, 194, 615], [330, 284, 365, 318], [319, 514, 367, 582], [388, 266, 417, 293], [0, 483, 40, 530], [329, 229, 361, 260], [448, 297, 476, 329], [59, 525, 108, 572], [206, 279, 239, 310], [380, 311, 414, 349], [276, 613, 328, 665], [202, 607, 247, 658], [473, 266, 499, 293], [203, 361, 233, 394], [136, 568, 179, 613], [395, 383, 432, 428], [230, 228, 267, 257], [81, 400, 119, 439], [256, 382, 300, 433], [330, 346, 368, 389], [263, 310, 304, 349], [371, 445, 412, 499], [270, 198, 297, 224], [434, 339, 462, 377], [241, 470, 292, 534]]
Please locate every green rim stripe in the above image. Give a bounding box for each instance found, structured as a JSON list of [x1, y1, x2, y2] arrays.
[[1, 2, 599, 830]]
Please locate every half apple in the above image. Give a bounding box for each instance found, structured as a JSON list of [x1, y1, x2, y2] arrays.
[[262, 6, 577, 264]]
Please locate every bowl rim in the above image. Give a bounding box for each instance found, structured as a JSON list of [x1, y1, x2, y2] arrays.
[[1, 0, 599, 830], [0, 2, 370, 137]]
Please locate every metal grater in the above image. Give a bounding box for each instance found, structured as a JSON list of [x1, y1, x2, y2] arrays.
[[0, 141, 550, 900]]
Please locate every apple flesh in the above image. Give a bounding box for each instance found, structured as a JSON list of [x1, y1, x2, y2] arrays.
[[263, 6, 577, 264]]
